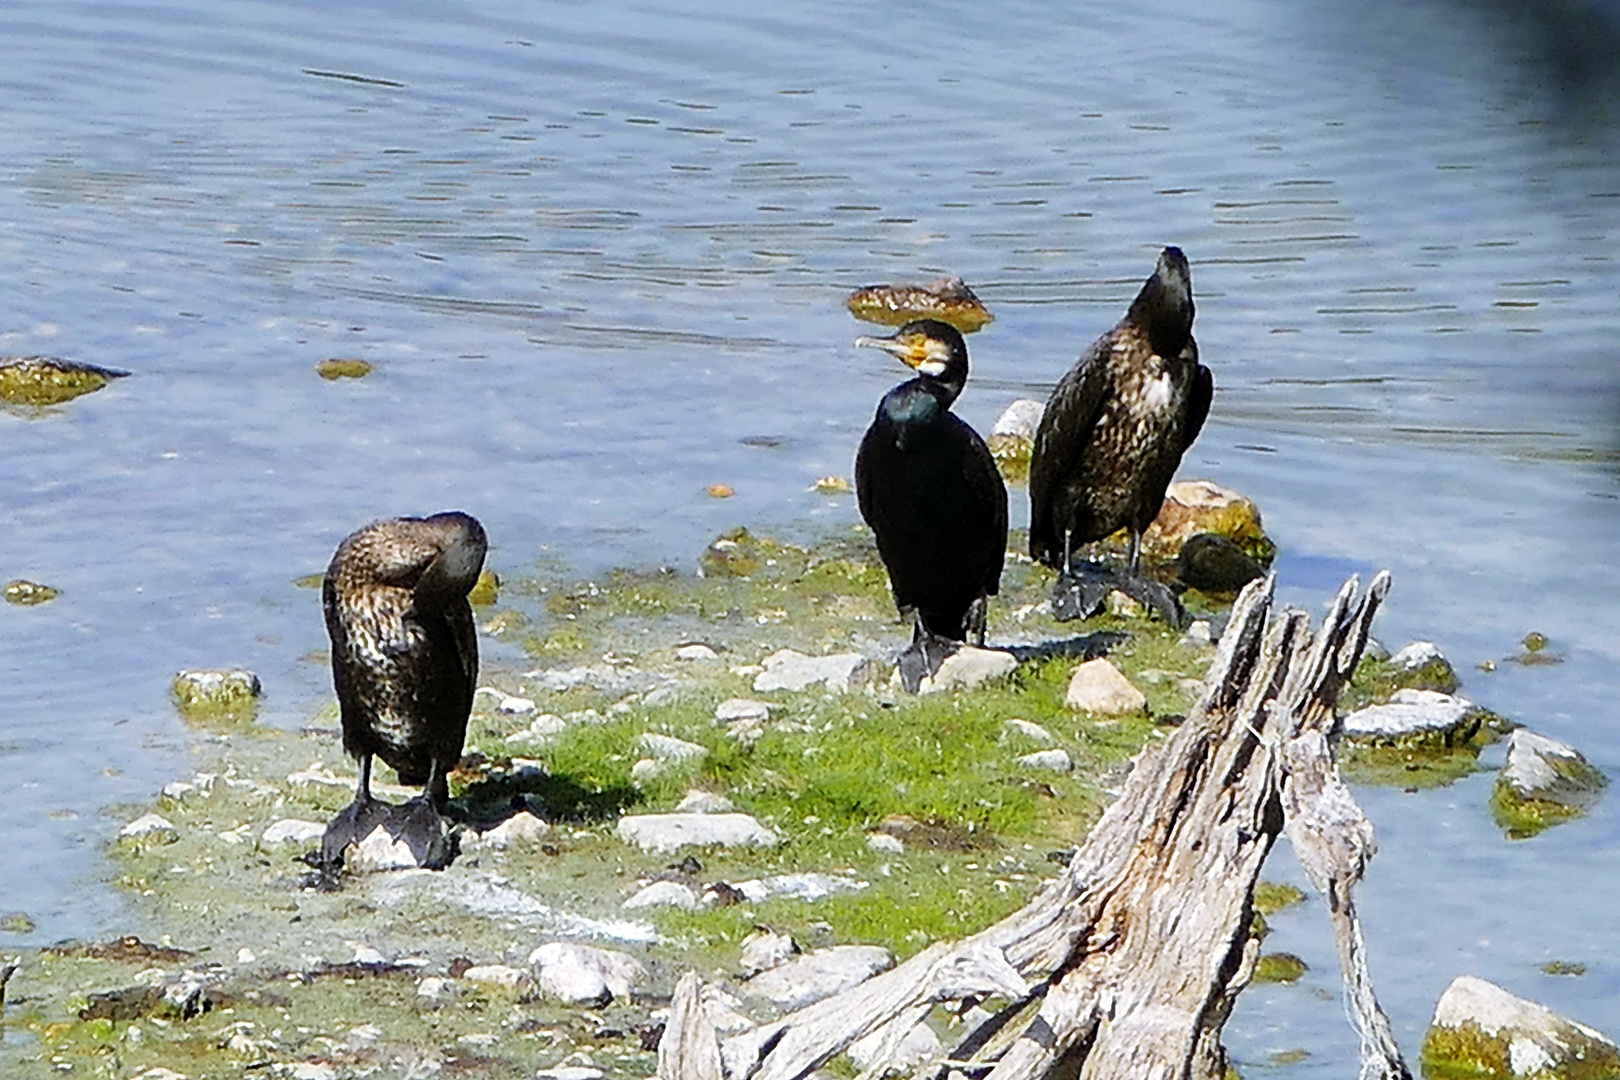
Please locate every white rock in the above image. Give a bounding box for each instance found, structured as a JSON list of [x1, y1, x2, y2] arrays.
[[236, 947, 256, 964], [715, 698, 774, 723], [132, 1069, 189, 1080], [991, 399, 1045, 439], [1428, 975, 1620, 1078], [753, 649, 872, 693], [676, 643, 719, 662], [495, 694, 536, 715], [120, 813, 178, 841], [460, 963, 533, 990], [866, 832, 905, 854], [528, 942, 647, 1004], [287, 762, 352, 789], [638, 733, 708, 764], [732, 873, 869, 903], [172, 668, 261, 707], [917, 646, 1017, 694], [469, 811, 551, 850], [738, 928, 799, 976], [507, 713, 567, 744], [418, 975, 450, 999], [261, 819, 325, 846], [289, 1065, 338, 1080], [1498, 730, 1607, 804], [351, 944, 388, 965], [1342, 688, 1474, 740], [1392, 640, 1447, 670], [345, 826, 419, 874], [1004, 718, 1054, 745], [1180, 620, 1214, 647], [160, 780, 196, 801], [534, 1068, 605, 1080], [676, 789, 735, 814], [1017, 749, 1074, 773], [849, 1019, 945, 1075], [1064, 658, 1148, 717], [744, 945, 894, 1010], [624, 880, 701, 910], [615, 812, 782, 854]]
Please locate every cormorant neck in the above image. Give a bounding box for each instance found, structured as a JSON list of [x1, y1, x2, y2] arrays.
[[1128, 247, 1195, 359]]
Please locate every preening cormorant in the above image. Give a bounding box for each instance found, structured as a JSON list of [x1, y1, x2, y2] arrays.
[[1028, 247, 1212, 622], [320, 511, 486, 871], [854, 320, 1008, 677]]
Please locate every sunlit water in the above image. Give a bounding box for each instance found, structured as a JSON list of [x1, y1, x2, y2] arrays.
[[2, 0, 1618, 1068]]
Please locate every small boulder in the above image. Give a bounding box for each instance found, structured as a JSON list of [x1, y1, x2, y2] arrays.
[[1004, 718, 1055, 745], [1142, 480, 1274, 565], [0, 356, 128, 406], [1017, 749, 1074, 773], [715, 698, 773, 723], [1065, 658, 1148, 717], [916, 646, 1017, 694], [467, 811, 550, 850], [753, 649, 872, 693], [528, 942, 647, 1005], [2, 579, 58, 606], [260, 819, 325, 847], [986, 399, 1045, 484], [344, 827, 421, 874], [1491, 730, 1608, 838], [1390, 640, 1462, 694], [637, 733, 707, 765], [623, 880, 700, 911], [676, 643, 719, 662], [615, 813, 782, 854], [459, 964, 532, 991], [1176, 533, 1264, 592], [171, 669, 261, 716], [739, 928, 799, 977], [506, 713, 566, 744], [1341, 689, 1486, 748], [675, 790, 735, 814], [743, 945, 894, 1010], [866, 832, 905, 854], [1422, 975, 1620, 1079]]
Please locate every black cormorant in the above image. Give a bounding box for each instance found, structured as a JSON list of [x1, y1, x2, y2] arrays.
[[854, 320, 1008, 680], [319, 511, 486, 871], [1028, 247, 1212, 623]]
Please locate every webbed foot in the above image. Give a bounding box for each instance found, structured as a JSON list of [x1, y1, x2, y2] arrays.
[[1050, 561, 1116, 621], [386, 797, 460, 871], [896, 630, 960, 693]]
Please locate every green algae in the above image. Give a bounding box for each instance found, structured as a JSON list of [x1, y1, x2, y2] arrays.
[[468, 569, 500, 607], [1422, 1020, 1620, 1080], [1541, 960, 1588, 977], [3, 580, 59, 606], [0, 357, 127, 407], [315, 357, 373, 379], [1340, 653, 1461, 713], [1252, 881, 1307, 916], [1490, 786, 1600, 840], [1252, 953, 1307, 984]]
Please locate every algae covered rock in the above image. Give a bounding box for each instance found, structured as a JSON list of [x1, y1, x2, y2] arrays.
[[1340, 688, 1508, 789], [845, 276, 994, 333], [987, 399, 1045, 485], [1491, 730, 1608, 839], [1141, 480, 1275, 565], [1391, 640, 1462, 695], [0, 356, 128, 406], [2, 579, 59, 606], [171, 669, 261, 718], [467, 569, 499, 606], [315, 357, 372, 380], [1253, 952, 1307, 984], [1422, 974, 1620, 1079]]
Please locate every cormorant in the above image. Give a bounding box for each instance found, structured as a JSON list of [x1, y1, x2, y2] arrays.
[[1028, 247, 1212, 623], [319, 511, 487, 872], [854, 320, 1008, 682]]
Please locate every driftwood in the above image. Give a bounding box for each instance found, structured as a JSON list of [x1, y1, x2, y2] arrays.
[[659, 573, 1409, 1080]]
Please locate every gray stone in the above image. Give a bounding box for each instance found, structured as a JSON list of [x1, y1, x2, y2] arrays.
[[623, 880, 700, 911], [1004, 718, 1055, 745], [739, 928, 800, 976], [459, 963, 533, 990], [467, 811, 550, 850], [1497, 730, 1607, 807], [991, 399, 1045, 440], [344, 826, 419, 874], [917, 646, 1017, 694], [120, 813, 179, 842], [1342, 689, 1474, 741], [744, 945, 894, 1010], [1064, 659, 1148, 717], [732, 873, 869, 903], [676, 643, 720, 662], [715, 698, 773, 723], [1392, 640, 1446, 669], [1017, 749, 1074, 773], [528, 941, 647, 1004], [615, 812, 782, 854], [866, 832, 905, 854], [638, 733, 707, 764], [1425, 975, 1620, 1078], [675, 789, 735, 814], [260, 819, 325, 847], [754, 649, 873, 693]]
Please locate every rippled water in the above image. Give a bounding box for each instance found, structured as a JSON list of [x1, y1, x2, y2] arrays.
[[3, 0, 1619, 1068]]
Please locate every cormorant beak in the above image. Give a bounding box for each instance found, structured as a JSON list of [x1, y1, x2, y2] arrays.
[[855, 331, 952, 377]]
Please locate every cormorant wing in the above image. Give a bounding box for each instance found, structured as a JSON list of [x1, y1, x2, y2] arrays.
[[1029, 336, 1113, 555], [956, 418, 1009, 597], [1182, 353, 1213, 454]]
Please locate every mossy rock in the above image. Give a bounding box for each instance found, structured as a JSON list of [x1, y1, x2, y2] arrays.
[[845, 277, 994, 333], [1253, 952, 1308, 984], [315, 357, 372, 379], [1340, 743, 1486, 790], [1491, 730, 1608, 839], [1423, 975, 1620, 1080], [1253, 881, 1307, 916], [468, 569, 500, 606], [0, 356, 128, 406], [988, 433, 1032, 486], [1139, 480, 1276, 566], [170, 669, 261, 721], [3, 579, 59, 606]]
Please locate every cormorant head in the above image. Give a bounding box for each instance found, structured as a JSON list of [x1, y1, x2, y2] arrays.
[[855, 319, 969, 399], [1127, 246, 1195, 359]]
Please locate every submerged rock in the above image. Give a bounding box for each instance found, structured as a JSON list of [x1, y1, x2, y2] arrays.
[[1341, 689, 1490, 748], [1065, 658, 1148, 717], [1141, 480, 1275, 566], [743, 945, 894, 1010], [810, 475, 853, 495], [171, 669, 262, 716], [0, 356, 128, 406], [315, 358, 372, 380], [1491, 730, 1608, 839], [615, 812, 782, 854], [1390, 640, 1462, 694], [753, 648, 872, 693], [1422, 975, 1620, 1080], [845, 276, 994, 333], [2, 579, 58, 606]]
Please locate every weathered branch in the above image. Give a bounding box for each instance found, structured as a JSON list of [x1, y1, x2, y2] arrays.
[[659, 573, 1408, 1080]]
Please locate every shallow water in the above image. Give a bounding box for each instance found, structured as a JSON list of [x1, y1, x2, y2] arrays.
[[2, 0, 1619, 1067]]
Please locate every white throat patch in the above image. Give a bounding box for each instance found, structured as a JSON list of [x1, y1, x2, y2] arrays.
[[1141, 370, 1174, 411]]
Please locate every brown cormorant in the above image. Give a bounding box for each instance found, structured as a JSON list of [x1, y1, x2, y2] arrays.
[[319, 511, 486, 871], [1028, 247, 1212, 623], [854, 320, 1008, 680]]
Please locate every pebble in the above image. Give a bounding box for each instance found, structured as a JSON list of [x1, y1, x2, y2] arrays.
[[676, 643, 719, 661], [460, 964, 533, 990], [260, 819, 325, 846], [507, 713, 567, 743], [743, 945, 894, 1010], [715, 698, 773, 723], [753, 648, 873, 692], [637, 733, 707, 764], [917, 646, 1017, 694], [120, 813, 179, 843], [495, 694, 537, 716], [615, 812, 782, 854], [1064, 658, 1148, 717], [738, 927, 799, 977], [623, 880, 700, 911], [1017, 749, 1074, 773], [675, 789, 735, 814], [417, 975, 450, 999], [866, 832, 905, 854], [1424, 975, 1620, 1079], [1004, 718, 1055, 745], [528, 941, 647, 1004]]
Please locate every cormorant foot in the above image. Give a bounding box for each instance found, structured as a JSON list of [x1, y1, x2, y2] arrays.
[[319, 796, 391, 872], [385, 797, 461, 871], [1050, 561, 1116, 622], [896, 630, 961, 693], [1116, 570, 1187, 629]]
